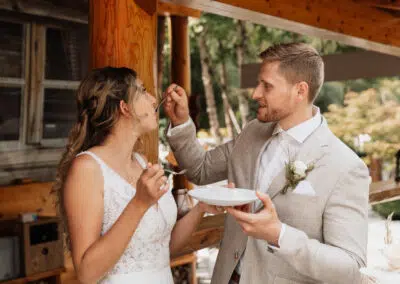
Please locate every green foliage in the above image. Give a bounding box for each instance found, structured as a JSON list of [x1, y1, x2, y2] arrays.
[[324, 87, 400, 170], [373, 201, 400, 220]]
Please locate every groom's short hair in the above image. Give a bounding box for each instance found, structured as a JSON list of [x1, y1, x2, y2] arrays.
[[259, 43, 324, 103]]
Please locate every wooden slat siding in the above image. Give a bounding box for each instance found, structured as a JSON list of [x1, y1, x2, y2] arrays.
[[160, 0, 400, 56], [240, 51, 400, 89]]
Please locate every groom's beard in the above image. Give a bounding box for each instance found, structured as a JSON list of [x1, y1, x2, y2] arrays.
[[257, 105, 291, 123]]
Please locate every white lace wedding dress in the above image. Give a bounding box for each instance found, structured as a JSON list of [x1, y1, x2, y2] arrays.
[[77, 151, 177, 284]]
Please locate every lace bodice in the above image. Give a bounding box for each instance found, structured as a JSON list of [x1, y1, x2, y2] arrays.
[[77, 151, 177, 277]]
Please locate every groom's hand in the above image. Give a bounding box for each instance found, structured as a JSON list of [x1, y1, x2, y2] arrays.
[[226, 191, 282, 247], [163, 84, 190, 127]]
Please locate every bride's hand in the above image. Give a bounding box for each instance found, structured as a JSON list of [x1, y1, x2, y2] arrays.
[[133, 163, 169, 210], [198, 202, 226, 215]]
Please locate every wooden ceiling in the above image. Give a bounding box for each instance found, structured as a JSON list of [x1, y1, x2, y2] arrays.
[[163, 0, 400, 56]]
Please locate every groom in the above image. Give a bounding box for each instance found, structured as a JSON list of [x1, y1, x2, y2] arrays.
[[164, 43, 370, 284]]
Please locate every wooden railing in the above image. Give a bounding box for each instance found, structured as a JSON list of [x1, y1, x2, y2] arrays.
[[369, 180, 400, 205]]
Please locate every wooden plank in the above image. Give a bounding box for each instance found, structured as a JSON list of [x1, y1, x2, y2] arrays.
[[170, 252, 196, 267], [0, 182, 55, 219], [240, 51, 400, 88], [160, 0, 400, 57], [369, 180, 400, 204], [158, 1, 201, 18], [89, 0, 159, 163], [2, 268, 65, 284]]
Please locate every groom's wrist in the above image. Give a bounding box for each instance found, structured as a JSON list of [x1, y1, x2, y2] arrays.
[[268, 221, 283, 247]]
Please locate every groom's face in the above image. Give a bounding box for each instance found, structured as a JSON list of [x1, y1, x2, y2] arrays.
[[252, 61, 298, 123]]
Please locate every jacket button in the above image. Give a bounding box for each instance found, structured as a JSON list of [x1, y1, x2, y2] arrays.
[[234, 251, 240, 260]]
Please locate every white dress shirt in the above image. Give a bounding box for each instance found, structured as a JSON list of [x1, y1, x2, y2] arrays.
[[167, 107, 322, 274]]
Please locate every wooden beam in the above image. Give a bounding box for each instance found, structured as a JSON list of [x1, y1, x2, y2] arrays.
[[158, 1, 201, 18], [0, 0, 88, 24], [160, 0, 400, 57], [90, 0, 159, 163], [240, 51, 400, 88]]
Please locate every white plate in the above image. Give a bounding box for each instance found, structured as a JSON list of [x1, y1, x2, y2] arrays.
[[360, 267, 400, 283], [188, 186, 258, 206]]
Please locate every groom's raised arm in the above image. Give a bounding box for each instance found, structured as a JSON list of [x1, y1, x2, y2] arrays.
[[166, 118, 235, 186], [275, 160, 370, 283]]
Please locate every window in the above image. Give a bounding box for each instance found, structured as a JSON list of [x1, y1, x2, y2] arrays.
[[43, 89, 77, 139], [0, 87, 21, 141], [0, 18, 88, 185], [36, 25, 88, 145], [0, 20, 26, 145]]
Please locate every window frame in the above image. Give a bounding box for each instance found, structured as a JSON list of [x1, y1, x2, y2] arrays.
[[29, 23, 83, 148], [0, 19, 30, 151]]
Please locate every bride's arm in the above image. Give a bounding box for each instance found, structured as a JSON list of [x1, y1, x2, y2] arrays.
[[64, 156, 167, 283], [169, 203, 221, 258]]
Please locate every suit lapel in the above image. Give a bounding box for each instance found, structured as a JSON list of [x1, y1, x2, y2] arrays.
[[254, 117, 332, 211]]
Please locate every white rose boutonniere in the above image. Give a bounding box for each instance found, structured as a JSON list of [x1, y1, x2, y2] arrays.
[[281, 160, 315, 194]]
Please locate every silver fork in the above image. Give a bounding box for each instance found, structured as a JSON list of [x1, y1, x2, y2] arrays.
[[134, 153, 187, 176], [155, 85, 179, 113], [164, 169, 187, 176], [155, 96, 167, 113]]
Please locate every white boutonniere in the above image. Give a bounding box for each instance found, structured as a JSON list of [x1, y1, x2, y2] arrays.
[[281, 160, 315, 194]]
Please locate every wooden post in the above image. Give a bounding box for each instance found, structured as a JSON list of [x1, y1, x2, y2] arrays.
[[89, 0, 159, 163], [171, 16, 191, 95], [170, 15, 192, 190], [370, 157, 383, 182]]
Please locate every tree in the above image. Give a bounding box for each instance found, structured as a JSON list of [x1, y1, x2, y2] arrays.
[[325, 88, 400, 174], [196, 25, 223, 144]]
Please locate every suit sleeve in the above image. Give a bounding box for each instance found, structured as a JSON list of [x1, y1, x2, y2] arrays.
[[274, 160, 370, 284], [166, 119, 236, 185]]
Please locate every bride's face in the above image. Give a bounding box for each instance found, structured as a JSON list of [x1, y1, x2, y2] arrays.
[[131, 88, 158, 133]]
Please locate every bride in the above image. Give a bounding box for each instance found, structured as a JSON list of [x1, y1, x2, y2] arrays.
[[53, 67, 220, 283]]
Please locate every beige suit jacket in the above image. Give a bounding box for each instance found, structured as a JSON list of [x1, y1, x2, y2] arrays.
[[167, 117, 370, 284]]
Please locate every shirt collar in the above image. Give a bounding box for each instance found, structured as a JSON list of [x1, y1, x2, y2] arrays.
[[272, 106, 322, 143]]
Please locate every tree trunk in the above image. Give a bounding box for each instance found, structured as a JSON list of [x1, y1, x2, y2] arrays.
[[198, 32, 222, 144], [218, 42, 234, 139], [236, 20, 250, 127]]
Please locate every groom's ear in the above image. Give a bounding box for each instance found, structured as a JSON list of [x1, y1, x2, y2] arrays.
[[295, 81, 309, 103]]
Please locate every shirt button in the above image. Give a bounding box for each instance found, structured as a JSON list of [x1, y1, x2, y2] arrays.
[[234, 251, 240, 260]]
